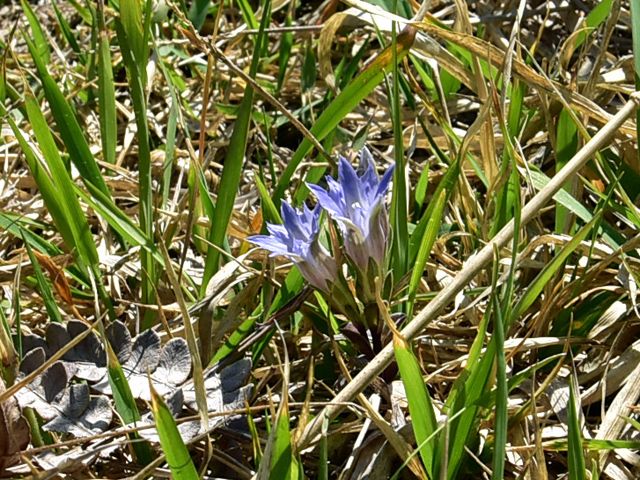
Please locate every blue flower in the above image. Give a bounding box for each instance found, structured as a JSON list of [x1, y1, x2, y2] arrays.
[[249, 202, 338, 291], [308, 147, 394, 273]]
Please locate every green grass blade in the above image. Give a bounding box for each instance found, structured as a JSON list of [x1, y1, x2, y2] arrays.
[[114, 11, 156, 328], [51, 0, 84, 60], [568, 378, 587, 480], [20, 0, 50, 64], [1, 105, 75, 253], [409, 157, 460, 263], [393, 335, 437, 477], [236, 0, 258, 30], [149, 381, 199, 480], [75, 184, 164, 265], [528, 169, 622, 248], [201, 0, 271, 290], [211, 269, 303, 365], [272, 27, 417, 205], [491, 256, 507, 480], [188, 0, 211, 31], [574, 0, 615, 49], [106, 342, 153, 464], [96, 1, 117, 165], [22, 235, 63, 324], [407, 190, 446, 317], [389, 18, 409, 282], [269, 406, 296, 479], [23, 34, 111, 199], [255, 175, 282, 224], [119, 0, 147, 76], [554, 109, 579, 233], [22, 91, 100, 271]]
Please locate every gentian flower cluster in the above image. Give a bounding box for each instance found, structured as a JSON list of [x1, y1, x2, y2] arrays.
[[249, 147, 394, 336]]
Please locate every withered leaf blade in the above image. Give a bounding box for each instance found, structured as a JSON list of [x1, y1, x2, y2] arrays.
[[42, 383, 113, 437], [21, 321, 106, 382], [0, 377, 30, 475], [93, 326, 191, 400]]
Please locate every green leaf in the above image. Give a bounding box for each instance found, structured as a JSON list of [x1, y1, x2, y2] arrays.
[[568, 378, 587, 480], [201, 0, 271, 289], [394, 336, 437, 477], [574, 0, 615, 49], [115, 10, 156, 328], [23, 33, 112, 200], [270, 408, 296, 480], [20, 0, 50, 64], [149, 381, 199, 480], [407, 190, 446, 317], [106, 342, 153, 464], [96, 3, 117, 165], [22, 236, 63, 324]]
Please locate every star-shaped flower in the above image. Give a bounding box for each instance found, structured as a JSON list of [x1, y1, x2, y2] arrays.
[[308, 147, 394, 273], [249, 202, 338, 291]]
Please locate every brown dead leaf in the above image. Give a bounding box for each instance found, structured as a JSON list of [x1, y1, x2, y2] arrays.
[[0, 377, 30, 475], [33, 251, 74, 307]]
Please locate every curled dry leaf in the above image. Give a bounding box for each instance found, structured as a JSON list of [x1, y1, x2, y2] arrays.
[[22, 320, 106, 382], [93, 323, 191, 401], [0, 377, 30, 475], [15, 351, 112, 437]]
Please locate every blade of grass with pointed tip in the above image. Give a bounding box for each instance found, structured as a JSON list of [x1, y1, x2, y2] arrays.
[[156, 52, 180, 208], [270, 405, 296, 480], [22, 235, 63, 324], [22, 90, 100, 271], [75, 185, 164, 265], [255, 175, 282, 225], [574, 0, 615, 49], [201, 0, 271, 291], [568, 378, 587, 480], [272, 26, 417, 206], [106, 342, 153, 464], [23, 34, 111, 199], [96, 1, 117, 165], [20, 0, 50, 64], [114, 11, 157, 328], [409, 157, 460, 263], [51, 0, 84, 60], [393, 335, 437, 477], [0, 213, 61, 256], [149, 381, 199, 480], [389, 17, 409, 282], [1, 106, 75, 254], [528, 169, 622, 248], [407, 190, 446, 318]]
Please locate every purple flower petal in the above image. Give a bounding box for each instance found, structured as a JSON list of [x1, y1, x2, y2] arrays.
[[248, 201, 337, 291], [310, 147, 393, 272]]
